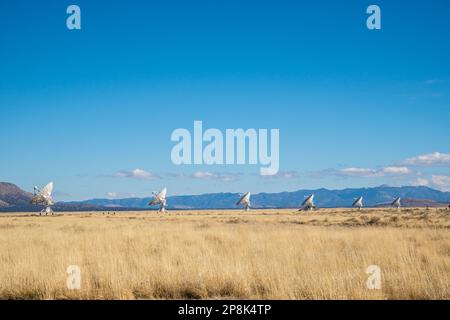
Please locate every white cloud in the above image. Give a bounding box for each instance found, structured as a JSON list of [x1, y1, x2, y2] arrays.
[[106, 192, 118, 198], [413, 178, 429, 186], [430, 175, 450, 192], [412, 175, 450, 192], [191, 171, 242, 182], [116, 169, 160, 180], [192, 171, 216, 179], [404, 152, 450, 167], [260, 170, 299, 179], [105, 191, 136, 199], [382, 166, 411, 175], [337, 166, 411, 178], [340, 167, 378, 177]]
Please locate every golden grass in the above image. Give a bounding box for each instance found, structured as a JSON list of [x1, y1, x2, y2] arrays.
[[0, 208, 449, 300]]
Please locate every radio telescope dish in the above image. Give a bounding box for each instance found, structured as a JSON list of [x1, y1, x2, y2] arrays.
[[149, 188, 168, 213], [391, 197, 401, 209], [30, 182, 55, 216], [300, 194, 316, 211], [352, 196, 363, 210], [236, 192, 251, 211]]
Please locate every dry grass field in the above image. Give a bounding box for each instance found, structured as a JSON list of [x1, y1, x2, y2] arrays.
[[0, 208, 449, 300]]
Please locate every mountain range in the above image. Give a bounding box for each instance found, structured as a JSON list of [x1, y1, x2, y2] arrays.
[[2, 182, 448, 212], [0, 182, 108, 212]]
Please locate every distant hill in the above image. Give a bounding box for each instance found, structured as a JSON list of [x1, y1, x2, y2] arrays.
[[65, 185, 450, 210], [0, 182, 111, 212], [1, 182, 449, 212], [0, 182, 33, 208]]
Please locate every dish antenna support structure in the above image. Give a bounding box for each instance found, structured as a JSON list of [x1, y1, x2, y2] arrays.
[[149, 188, 168, 213], [391, 197, 401, 210], [300, 194, 316, 211], [236, 192, 251, 211], [352, 196, 364, 210], [30, 182, 55, 216]]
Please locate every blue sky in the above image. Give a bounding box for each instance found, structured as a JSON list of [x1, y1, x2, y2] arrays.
[[1, 0, 450, 200]]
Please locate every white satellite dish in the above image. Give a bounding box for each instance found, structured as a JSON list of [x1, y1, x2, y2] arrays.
[[391, 197, 401, 209], [30, 182, 55, 215], [236, 192, 251, 211], [300, 194, 316, 211], [352, 196, 363, 210], [149, 187, 168, 213]]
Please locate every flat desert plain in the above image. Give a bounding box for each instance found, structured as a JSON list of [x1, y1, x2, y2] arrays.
[[0, 208, 449, 300]]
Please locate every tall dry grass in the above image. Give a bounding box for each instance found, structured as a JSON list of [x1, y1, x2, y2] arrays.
[[0, 209, 448, 300]]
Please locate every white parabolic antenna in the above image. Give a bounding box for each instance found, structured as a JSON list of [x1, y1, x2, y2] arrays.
[[30, 182, 55, 215], [149, 187, 168, 212], [236, 192, 251, 211], [300, 194, 315, 211], [352, 196, 364, 210], [391, 197, 401, 209]]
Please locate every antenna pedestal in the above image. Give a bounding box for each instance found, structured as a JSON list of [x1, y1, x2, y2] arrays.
[[40, 206, 54, 216]]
